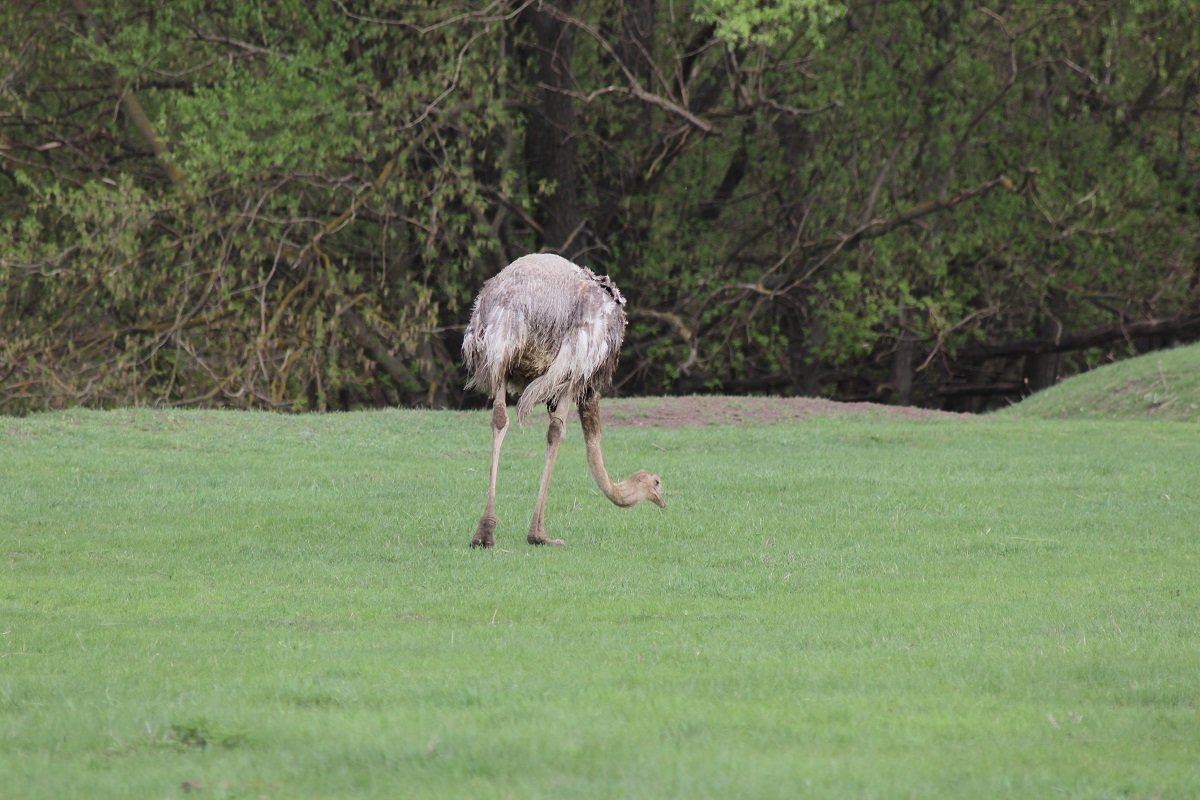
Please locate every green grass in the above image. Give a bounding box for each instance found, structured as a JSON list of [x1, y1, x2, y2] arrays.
[[1001, 342, 1200, 422], [2, 407, 1198, 798]]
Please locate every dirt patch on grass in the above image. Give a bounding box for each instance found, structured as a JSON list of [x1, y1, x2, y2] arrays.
[[601, 395, 968, 428]]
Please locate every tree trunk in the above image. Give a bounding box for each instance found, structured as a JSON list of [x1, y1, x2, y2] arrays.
[[1022, 289, 1066, 393], [1022, 340, 1061, 394], [890, 305, 916, 405], [527, 2, 581, 253], [797, 314, 826, 396], [618, 0, 656, 136]]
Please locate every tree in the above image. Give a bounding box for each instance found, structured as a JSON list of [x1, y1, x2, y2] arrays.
[[2, 1, 1197, 413]]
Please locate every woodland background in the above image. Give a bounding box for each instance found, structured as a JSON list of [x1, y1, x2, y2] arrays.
[[2, 0, 1197, 414]]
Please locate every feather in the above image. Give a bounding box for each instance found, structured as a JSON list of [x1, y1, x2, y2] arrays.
[[462, 253, 627, 424]]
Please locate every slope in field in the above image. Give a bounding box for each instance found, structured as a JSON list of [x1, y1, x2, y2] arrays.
[[1000, 343, 1200, 422]]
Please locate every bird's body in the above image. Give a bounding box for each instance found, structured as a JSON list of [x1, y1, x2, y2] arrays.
[[462, 253, 664, 548], [463, 253, 627, 424]]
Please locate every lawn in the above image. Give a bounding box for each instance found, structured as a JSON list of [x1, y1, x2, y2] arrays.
[[1, 406, 1197, 798]]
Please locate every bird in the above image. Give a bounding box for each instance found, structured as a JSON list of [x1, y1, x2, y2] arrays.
[[462, 253, 665, 547]]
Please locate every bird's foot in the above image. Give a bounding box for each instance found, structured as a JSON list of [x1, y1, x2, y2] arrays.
[[471, 516, 496, 548], [527, 531, 566, 547]]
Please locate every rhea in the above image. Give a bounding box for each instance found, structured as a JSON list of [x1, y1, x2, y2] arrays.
[[462, 253, 665, 547]]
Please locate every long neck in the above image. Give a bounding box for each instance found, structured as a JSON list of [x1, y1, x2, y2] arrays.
[[579, 393, 639, 507], [584, 432, 642, 507]]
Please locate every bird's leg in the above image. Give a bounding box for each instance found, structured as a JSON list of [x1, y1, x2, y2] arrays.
[[527, 401, 569, 546], [471, 394, 509, 548]]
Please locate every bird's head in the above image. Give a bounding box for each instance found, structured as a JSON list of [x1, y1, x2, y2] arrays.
[[628, 470, 666, 509]]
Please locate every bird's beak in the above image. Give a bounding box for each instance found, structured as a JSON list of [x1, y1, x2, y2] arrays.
[[652, 490, 666, 509]]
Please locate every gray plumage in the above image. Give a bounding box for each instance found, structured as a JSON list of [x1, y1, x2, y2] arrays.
[[463, 253, 663, 548], [462, 253, 628, 424]]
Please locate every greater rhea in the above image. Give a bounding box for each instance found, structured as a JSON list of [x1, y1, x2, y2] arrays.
[[462, 253, 665, 547]]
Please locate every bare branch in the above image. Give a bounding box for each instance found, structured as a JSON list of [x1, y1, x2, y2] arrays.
[[860, 137, 905, 227], [633, 308, 699, 374], [759, 98, 841, 117], [70, 0, 188, 188], [537, 3, 718, 134], [958, 313, 1200, 362], [188, 29, 291, 60], [792, 170, 1036, 288], [332, 0, 534, 34]]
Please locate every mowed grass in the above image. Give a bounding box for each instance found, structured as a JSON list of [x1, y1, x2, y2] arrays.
[[1, 407, 1197, 798]]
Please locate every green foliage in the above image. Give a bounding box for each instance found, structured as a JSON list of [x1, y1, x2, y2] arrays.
[[170, 49, 368, 180], [694, 0, 844, 46], [1, 0, 1198, 411], [1, 0, 522, 412], [1, 408, 1198, 796]]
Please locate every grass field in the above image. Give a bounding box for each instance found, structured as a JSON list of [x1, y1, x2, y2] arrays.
[[1, 405, 1198, 798]]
